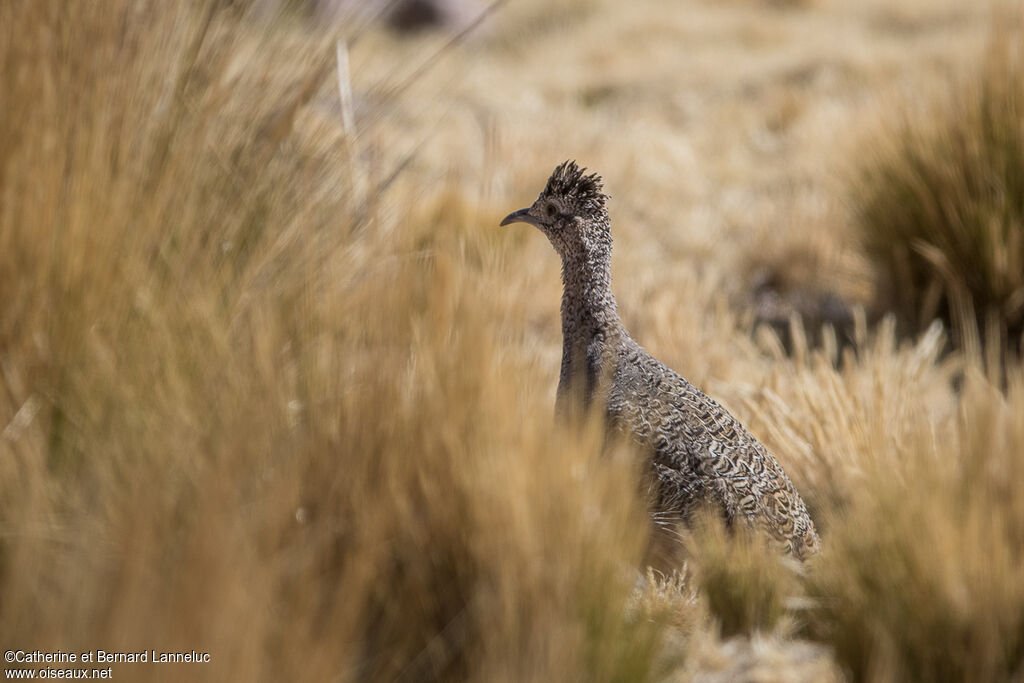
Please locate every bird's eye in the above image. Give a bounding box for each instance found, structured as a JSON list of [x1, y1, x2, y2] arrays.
[[544, 202, 558, 218]]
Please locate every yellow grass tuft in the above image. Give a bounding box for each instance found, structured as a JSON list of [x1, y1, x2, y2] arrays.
[[0, 3, 664, 680], [851, 20, 1024, 356], [806, 367, 1024, 682], [688, 512, 804, 638]]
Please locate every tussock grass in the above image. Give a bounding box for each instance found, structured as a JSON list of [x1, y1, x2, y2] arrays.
[[747, 321, 1024, 681], [806, 367, 1024, 682], [0, 3, 666, 681], [688, 513, 803, 638], [852, 25, 1024, 355]]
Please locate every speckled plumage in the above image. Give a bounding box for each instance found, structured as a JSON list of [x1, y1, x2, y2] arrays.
[[501, 161, 819, 560]]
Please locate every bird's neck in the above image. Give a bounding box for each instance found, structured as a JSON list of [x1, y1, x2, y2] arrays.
[[557, 249, 625, 411], [560, 251, 621, 337]]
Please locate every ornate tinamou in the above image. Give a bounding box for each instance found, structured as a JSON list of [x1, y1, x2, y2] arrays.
[[501, 161, 819, 559]]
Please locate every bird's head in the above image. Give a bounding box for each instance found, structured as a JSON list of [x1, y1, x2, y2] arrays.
[[500, 160, 610, 259]]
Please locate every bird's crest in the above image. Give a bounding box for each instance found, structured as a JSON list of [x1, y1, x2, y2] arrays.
[[543, 160, 609, 211]]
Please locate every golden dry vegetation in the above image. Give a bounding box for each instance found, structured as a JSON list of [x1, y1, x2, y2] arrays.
[[2, 1, 1023, 681]]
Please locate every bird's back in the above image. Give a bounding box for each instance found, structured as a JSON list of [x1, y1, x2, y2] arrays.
[[606, 338, 819, 559]]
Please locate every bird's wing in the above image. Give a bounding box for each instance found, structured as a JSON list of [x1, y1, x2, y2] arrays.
[[649, 362, 818, 556]]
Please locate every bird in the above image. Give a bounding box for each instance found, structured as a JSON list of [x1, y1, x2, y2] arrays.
[[500, 160, 819, 560]]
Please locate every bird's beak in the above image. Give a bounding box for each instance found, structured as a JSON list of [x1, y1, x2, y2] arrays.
[[500, 208, 539, 228]]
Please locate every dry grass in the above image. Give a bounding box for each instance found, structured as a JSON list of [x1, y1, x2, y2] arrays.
[[851, 18, 1024, 355], [0, 4, 664, 681], [687, 513, 804, 638], [805, 367, 1024, 682], [2, 0, 1023, 681]]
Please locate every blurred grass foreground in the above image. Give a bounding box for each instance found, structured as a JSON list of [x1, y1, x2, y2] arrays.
[[2, 1, 1024, 682]]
